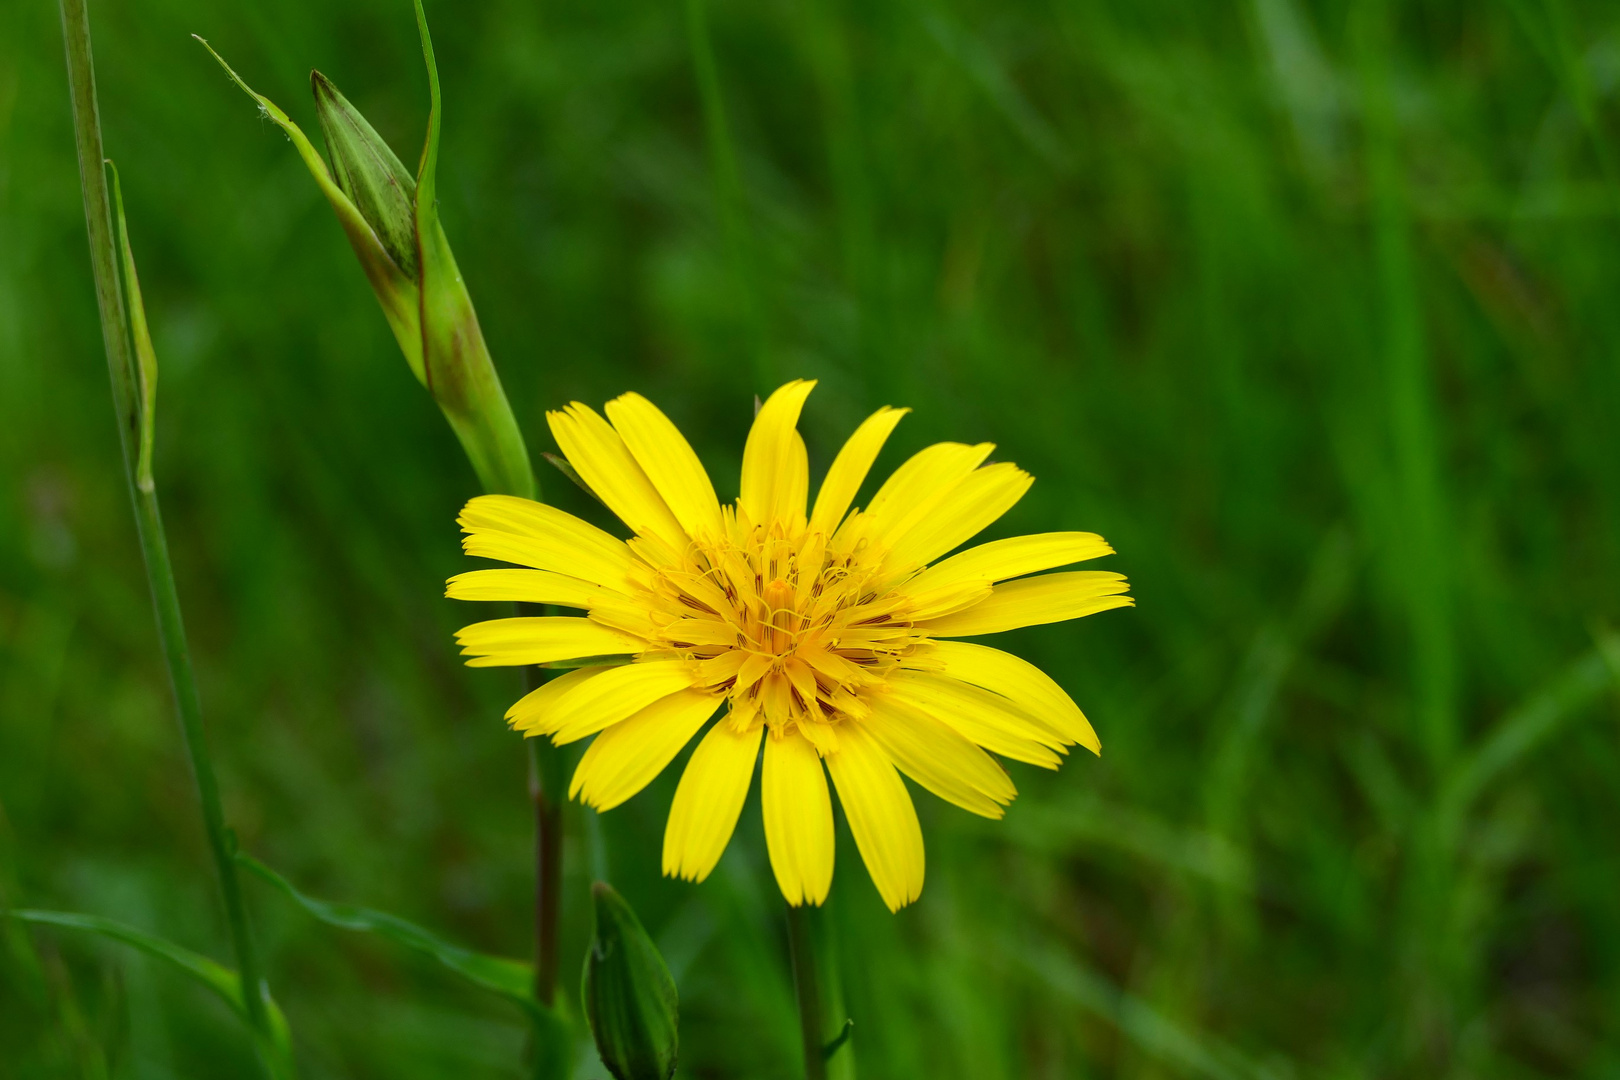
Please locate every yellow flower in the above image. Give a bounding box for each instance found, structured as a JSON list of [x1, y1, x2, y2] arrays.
[[449, 381, 1131, 911]]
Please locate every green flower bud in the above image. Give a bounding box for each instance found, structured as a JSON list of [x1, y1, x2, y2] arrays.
[[196, 0, 538, 500], [582, 882, 678, 1080], [311, 71, 419, 282]]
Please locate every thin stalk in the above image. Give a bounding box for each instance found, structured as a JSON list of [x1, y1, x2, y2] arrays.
[[1356, 0, 1454, 778], [514, 605, 563, 1010], [526, 724, 567, 1080], [527, 702, 565, 1008], [683, 0, 773, 388], [57, 0, 280, 1072], [787, 902, 853, 1080], [787, 903, 826, 1080]]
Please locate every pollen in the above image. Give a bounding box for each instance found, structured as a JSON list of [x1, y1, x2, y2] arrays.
[[636, 513, 923, 753]]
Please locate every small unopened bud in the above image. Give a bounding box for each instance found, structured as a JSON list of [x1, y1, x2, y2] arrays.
[[582, 882, 678, 1080], [199, 6, 538, 501], [311, 72, 419, 282]]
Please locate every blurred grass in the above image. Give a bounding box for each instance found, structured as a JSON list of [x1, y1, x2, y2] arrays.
[[3, 0, 1620, 1076]]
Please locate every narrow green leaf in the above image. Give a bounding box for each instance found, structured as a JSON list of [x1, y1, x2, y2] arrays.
[[106, 162, 157, 494], [12, 908, 238, 1002], [238, 854, 540, 1014], [8, 909, 295, 1073], [1013, 936, 1280, 1080], [193, 36, 425, 382], [1440, 643, 1617, 831]]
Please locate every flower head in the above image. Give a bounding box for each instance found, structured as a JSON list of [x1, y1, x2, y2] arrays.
[[450, 381, 1131, 910]]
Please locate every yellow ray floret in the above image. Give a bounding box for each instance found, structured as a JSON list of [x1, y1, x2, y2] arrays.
[[448, 381, 1131, 911]]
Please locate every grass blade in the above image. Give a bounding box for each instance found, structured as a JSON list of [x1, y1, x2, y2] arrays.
[[9, 909, 294, 1075], [238, 854, 542, 1014]]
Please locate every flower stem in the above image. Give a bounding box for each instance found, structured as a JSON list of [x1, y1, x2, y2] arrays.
[[787, 902, 853, 1080], [56, 0, 282, 1073], [528, 726, 565, 1007], [787, 903, 826, 1080], [513, 605, 565, 1012]]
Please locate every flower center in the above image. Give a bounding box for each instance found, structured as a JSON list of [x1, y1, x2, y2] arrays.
[[634, 516, 924, 750]]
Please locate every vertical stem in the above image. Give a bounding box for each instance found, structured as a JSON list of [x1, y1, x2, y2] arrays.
[[1356, 2, 1455, 1066], [516, 606, 565, 1011], [1357, 0, 1454, 776], [684, 0, 773, 388], [57, 0, 282, 1072], [528, 730, 564, 1007], [788, 902, 853, 1080], [132, 492, 271, 1033], [786, 903, 827, 1080]]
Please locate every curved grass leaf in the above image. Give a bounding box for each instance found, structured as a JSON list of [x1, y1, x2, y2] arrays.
[[8, 909, 295, 1075], [237, 854, 541, 1016], [1439, 641, 1619, 841]]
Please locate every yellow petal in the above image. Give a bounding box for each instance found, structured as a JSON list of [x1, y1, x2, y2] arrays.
[[762, 731, 835, 906], [739, 380, 816, 528], [853, 442, 993, 550], [785, 432, 809, 528], [445, 568, 605, 608], [899, 532, 1113, 598], [662, 719, 762, 882], [920, 640, 1100, 753], [569, 688, 725, 810], [807, 406, 908, 537], [920, 571, 1133, 637], [605, 392, 725, 542], [897, 580, 994, 622], [455, 617, 645, 668], [881, 463, 1033, 577], [459, 495, 637, 591], [545, 660, 700, 744], [506, 665, 612, 728], [864, 441, 991, 519], [864, 696, 1015, 818], [824, 723, 924, 912], [547, 402, 689, 552], [883, 672, 1066, 767]]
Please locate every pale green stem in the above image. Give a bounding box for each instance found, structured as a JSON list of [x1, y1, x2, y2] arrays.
[[56, 1, 284, 1074]]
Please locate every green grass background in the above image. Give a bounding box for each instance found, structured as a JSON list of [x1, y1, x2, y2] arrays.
[[3, 0, 1620, 1075]]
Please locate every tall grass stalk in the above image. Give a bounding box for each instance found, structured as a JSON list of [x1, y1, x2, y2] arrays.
[[55, 0, 281, 1072], [683, 0, 773, 388]]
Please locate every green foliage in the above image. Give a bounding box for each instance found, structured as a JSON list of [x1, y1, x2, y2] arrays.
[[239, 853, 540, 1014], [8, 909, 295, 1077], [4, 0, 1620, 1076]]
